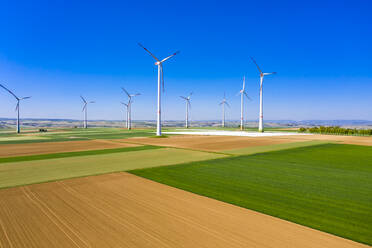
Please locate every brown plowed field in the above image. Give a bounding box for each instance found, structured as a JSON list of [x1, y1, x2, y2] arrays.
[[274, 134, 372, 146], [0, 140, 139, 157], [128, 135, 298, 151], [128, 134, 372, 151], [0, 173, 368, 248]]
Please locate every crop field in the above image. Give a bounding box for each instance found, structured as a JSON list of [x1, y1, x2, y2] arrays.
[[131, 143, 372, 245], [0, 128, 155, 144], [0, 128, 371, 247], [0, 139, 140, 157], [128, 134, 309, 151], [129, 134, 330, 154], [0, 146, 224, 189], [0, 173, 368, 248]]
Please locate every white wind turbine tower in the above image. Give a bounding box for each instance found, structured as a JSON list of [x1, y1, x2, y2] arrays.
[[122, 88, 140, 130], [250, 57, 276, 132], [237, 76, 251, 130], [120, 101, 130, 129], [0, 84, 31, 133], [80, 96, 95, 129], [219, 93, 230, 128], [138, 43, 179, 136], [180, 92, 193, 128]]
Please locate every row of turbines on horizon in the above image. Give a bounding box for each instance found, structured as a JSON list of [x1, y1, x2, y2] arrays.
[[0, 43, 276, 135]]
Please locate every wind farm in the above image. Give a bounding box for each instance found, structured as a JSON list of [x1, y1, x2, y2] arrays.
[[0, 2, 371, 248]]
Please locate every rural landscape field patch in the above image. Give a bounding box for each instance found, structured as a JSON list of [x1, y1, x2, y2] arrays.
[[0, 147, 225, 189], [0, 139, 139, 157], [128, 134, 311, 152], [0, 172, 368, 248], [0, 128, 154, 144], [131, 143, 372, 245]]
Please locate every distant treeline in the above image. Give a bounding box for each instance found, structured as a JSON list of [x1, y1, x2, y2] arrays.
[[299, 126, 372, 136]]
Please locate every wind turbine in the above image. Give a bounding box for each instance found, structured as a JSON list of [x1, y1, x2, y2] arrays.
[[120, 101, 130, 129], [121, 88, 140, 130], [250, 57, 276, 132], [219, 93, 230, 128], [180, 92, 193, 128], [0, 84, 31, 133], [80, 96, 95, 129], [237, 76, 251, 130], [138, 43, 179, 136]]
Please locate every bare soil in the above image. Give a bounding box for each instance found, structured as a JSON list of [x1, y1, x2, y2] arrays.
[[0, 140, 139, 157], [0, 173, 367, 248], [129, 134, 372, 152], [273, 134, 372, 146], [127, 135, 298, 151]]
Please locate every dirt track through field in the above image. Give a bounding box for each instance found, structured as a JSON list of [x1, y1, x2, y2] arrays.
[[0, 140, 139, 157], [0, 173, 368, 248]]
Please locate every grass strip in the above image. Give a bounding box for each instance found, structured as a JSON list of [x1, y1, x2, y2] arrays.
[[0, 145, 160, 164]]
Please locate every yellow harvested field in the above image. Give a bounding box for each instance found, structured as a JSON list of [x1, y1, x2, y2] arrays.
[[127, 134, 372, 152], [128, 135, 299, 151], [0, 173, 368, 248], [0, 139, 139, 157], [274, 134, 372, 146]]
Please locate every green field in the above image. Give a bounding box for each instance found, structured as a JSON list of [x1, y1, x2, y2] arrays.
[[0, 128, 155, 144], [223, 140, 330, 155], [0, 147, 225, 189], [130, 144, 372, 245]]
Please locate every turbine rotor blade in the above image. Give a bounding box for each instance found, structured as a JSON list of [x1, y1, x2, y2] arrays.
[[160, 64, 165, 92], [90, 101, 95, 103], [225, 102, 231, 108], [137, 43, 160, 62], [160, 51, 180, 63], [180, 96, 187, 100], [242, 75, 246, 91], [21, 96, 31, 100], [250, 57, 262, 73], [80, 95, 87, 103], [121, 88, 130, 97], [263, 72, 277, 76], [0, 84, 19, 100], [244, 91, 252, 100], [82, 103, 87, 112]]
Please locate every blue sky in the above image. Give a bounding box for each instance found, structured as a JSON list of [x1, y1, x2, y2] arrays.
[[1, 0, 371, 121]]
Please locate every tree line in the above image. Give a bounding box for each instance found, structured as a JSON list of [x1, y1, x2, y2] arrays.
[[299, 126, 372, 136]]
